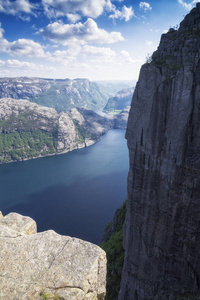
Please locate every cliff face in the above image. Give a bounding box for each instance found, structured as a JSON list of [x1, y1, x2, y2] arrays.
[[0, 212, 107, 300], [119, 4, 200, 299]]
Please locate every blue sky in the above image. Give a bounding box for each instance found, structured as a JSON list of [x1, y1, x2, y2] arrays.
[[0, 0, 198, 80]]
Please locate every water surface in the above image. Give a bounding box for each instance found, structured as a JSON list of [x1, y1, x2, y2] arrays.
[[0, 129, 128, 244]]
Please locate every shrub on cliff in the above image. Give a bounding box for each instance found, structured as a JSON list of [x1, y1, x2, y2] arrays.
[[100, 201, 126, 300]]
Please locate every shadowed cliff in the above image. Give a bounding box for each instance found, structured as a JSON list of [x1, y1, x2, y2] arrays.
[[119, 4, 200, 299]]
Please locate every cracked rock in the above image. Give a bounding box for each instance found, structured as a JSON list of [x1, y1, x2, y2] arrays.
[[0, 213, 106, 299]]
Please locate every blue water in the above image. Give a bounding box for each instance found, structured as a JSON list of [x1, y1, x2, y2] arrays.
[[0, 129, 128, 244]]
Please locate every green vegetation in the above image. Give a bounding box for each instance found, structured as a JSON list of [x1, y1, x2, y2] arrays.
[[100, 201, 126, 300], [0, 129, 58, 163], [72, 119, 96, 143], [72, 119, 88, 143], [150, 51, 167, 66]]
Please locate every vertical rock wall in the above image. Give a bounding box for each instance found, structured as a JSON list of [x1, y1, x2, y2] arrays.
[[119, 4, 200, 299]]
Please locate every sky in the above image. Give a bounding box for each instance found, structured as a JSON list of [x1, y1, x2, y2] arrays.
[[0, 0, 199, 81]]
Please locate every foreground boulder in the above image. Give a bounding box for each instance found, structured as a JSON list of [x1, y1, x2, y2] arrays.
[[0, 212, 106, 299]]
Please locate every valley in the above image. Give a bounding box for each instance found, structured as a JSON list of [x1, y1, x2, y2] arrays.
[[0, 78, 134, 164]]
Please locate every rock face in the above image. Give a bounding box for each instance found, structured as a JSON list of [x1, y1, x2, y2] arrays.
[[0, 98, 113, 163], [113, 106, 130, 129], [0, 212, 107, 300], [119, 4, 200, 300]]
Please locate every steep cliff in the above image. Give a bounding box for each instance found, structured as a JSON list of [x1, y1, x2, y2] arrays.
[[119, 4, 200, 299], [0, 211, 107, 300], [0, 98, 112, 163]]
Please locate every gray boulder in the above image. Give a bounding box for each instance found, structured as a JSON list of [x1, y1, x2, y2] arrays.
[[0, 212, 106, 300]]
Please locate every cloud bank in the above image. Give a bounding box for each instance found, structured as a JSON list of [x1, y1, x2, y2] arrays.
[[39, 18, 124, 45]]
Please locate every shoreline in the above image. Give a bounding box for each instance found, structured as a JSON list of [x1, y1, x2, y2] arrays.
[[0, 136, 100, 165]]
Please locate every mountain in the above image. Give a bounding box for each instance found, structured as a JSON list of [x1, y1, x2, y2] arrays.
[[119, 4, 200, 299], [0, 98, 112, 163], [95, 80, 136, 98], [0, 77, 108, 112], [111, 106, 131, 129], [103, 87, 134, 112]]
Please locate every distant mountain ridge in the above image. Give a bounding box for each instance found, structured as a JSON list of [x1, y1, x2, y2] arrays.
[[0, 77, 108, 112], [96, 80, 136, 98], [103, 87, 134, 112]]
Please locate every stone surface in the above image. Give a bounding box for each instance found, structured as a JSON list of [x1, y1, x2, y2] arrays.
[[0, 213, 107, 300], [119, 4, 200, 300], [113, 106, 130, 129], [0, 212, 37, 235]]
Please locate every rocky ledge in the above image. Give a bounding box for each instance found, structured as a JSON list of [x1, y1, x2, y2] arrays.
[[0, 211, 106, 300]]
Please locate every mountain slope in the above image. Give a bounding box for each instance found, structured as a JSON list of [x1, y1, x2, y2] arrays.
[[95, 80, 136, 99], [0, 98, 112, 163], [0, 77, 108, 112], [103, 87, 134, 112]]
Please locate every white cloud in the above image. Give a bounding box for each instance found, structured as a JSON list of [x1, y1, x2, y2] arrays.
[[146, 40, 153, 46], [139, 2, 152, 11], [8, 39, 45, 57], [0, 59, 56, 77], [121, 50, 130, 57], [66, 13, 81, 23], [0, 24, 4, 39], [42, 0, 107, 18], [47, 46, 81, 64], [81, 45, 116, 63], [178, 0, 200, 10], [39, 18, 124, 45], [0, 25, 45, 58], [109, 5, 135, 21], [0, 59, 38, 69], [120, 50, 140, 63], [121, 6, 135, 21], [178, 0, 192, 9], [0, 0, 37, 16]]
